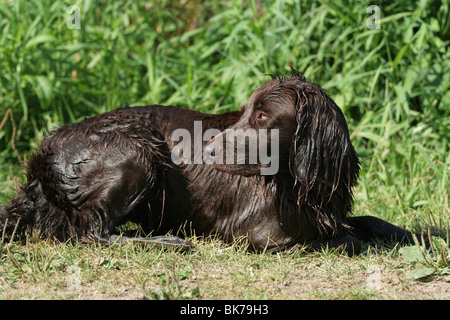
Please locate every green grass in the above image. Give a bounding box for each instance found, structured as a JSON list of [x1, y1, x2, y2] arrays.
[[0, 0, 449, 299], [1, 235, 448, 300]]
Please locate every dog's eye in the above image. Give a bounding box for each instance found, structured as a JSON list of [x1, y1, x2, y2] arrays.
[[257, 112, 268, 121]]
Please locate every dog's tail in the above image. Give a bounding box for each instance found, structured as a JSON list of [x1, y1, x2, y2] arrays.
[[0, 180, 41, 244]]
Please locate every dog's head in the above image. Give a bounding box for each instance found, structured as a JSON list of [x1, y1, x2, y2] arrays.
[[206, 67, 359, 180], [205, 66, 360, 233]]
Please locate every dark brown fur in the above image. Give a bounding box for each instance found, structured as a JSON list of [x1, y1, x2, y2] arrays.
[[0, 68, 419, 254]]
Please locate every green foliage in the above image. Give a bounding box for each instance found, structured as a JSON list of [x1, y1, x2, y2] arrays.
[[146, 264, 201, 300], [399, 231, 450, 281]]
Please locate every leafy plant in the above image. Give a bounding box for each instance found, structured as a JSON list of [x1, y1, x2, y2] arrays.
[[399, 229, 450, 281], [144, 264, 200, 300]]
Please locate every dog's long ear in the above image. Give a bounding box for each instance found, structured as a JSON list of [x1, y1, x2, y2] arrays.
[[289, 75, 360, 234]]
